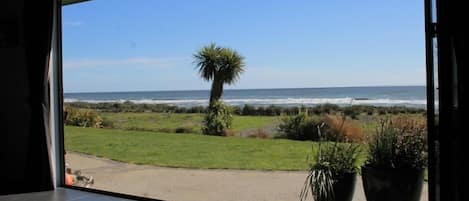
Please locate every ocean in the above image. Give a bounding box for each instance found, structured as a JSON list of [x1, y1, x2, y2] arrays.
[[64, 86, 428, 108]]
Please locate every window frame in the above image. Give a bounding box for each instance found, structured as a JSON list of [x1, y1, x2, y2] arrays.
[[51, 1, 439, 201], [52, 1, 162, 200]]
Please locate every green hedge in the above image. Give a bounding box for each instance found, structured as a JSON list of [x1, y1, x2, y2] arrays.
[[65, 102, 425, 117]]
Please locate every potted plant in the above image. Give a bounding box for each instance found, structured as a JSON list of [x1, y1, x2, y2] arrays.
[[361, 117, 427, 201], [300, 123, 362, 201]]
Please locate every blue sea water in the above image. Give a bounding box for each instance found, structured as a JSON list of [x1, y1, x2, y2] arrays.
[[64, 86, 428, 108]]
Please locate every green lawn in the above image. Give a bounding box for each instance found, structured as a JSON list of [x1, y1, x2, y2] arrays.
[[65, 112, 425, 173], [66, 126, 321, 170], [100, 112, 280, 134]]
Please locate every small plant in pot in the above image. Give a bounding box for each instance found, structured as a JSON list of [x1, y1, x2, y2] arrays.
[[300, 123, 362, 201], [362, 117, 427, 201]]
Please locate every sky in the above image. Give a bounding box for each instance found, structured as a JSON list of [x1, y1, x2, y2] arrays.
[[63, 0, 425, 93]]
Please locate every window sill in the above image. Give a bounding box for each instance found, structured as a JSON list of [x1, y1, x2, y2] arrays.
[[0, 188, 134, 201]]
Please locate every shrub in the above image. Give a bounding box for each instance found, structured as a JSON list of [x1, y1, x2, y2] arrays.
[[323, 115, 364, 142], [343, 106, 360, 119], [158, 128, 173, 133], [202, 101, 233, 136], [222, 129, 236, 137], [64, 106, 103, 128], [277, 113, 323, 141], [64, 101, 426, 117], [391, 109, 400, 115], [175, 107, 187, 113], [392, 116, 427, 169], [265, 105, 282, 116], [311, 107, 322, 115], [232, 106, 242, 115], [278, 113, 306, 140], [101, 119, 114, 128], [175, 126, 194, 134], [126, 127, 153, 132], [278, 112, 364, 142], [247, 129, 270, 139], [320, 103, 340, 114], [378, 108, 387, 115], [256, 107, 266, 116], [366, 117, 427, 169], [242, 104, 255, 115]]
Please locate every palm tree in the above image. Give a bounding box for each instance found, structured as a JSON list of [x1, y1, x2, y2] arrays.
[[194, 43, 245, 107]]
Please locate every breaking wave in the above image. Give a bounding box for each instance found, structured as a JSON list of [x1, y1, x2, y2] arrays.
[[64, 97, 428, 108]]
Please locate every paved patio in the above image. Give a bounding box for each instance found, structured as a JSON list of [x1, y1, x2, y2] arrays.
[[66, 152, 428, 201]]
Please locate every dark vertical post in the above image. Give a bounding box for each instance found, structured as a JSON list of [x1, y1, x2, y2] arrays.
[[424, 0, 438, 201], [55, 0, 66, 187], [435, 0, 467, 200]]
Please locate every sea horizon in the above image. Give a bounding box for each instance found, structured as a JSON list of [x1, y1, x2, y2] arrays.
[[64, 85, 429, 108], [64, 84, 426, 94]]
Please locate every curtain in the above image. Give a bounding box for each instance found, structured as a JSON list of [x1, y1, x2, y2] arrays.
[[0, 0, 55, 195], [436, 0, 468, 200]]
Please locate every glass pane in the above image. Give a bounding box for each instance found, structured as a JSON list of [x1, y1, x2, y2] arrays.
[[62, 1, 429, 200]]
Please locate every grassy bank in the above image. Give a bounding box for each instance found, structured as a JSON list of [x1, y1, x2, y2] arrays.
[[65, 126, 333, 170], [100, 112, 423, 136], [101, 112, 280, 134]]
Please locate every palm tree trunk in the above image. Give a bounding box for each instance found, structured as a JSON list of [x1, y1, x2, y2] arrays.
[[209, 78, 223, 108]]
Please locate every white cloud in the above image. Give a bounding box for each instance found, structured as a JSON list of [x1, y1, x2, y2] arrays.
[[64, 21, 84, 26], [63, 57, 190, 69]]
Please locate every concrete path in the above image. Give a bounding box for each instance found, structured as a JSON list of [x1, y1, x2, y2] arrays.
[[66, 153, 428, 201]]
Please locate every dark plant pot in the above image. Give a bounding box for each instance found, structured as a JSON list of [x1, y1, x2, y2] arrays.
[[361, 166, 424, 201], [316, 172, 356, 201], [331, 172, 356, 201]]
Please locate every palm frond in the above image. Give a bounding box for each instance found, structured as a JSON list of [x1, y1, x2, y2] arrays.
[[194, 43, 245, 84], [193, 43, 222, 82]]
